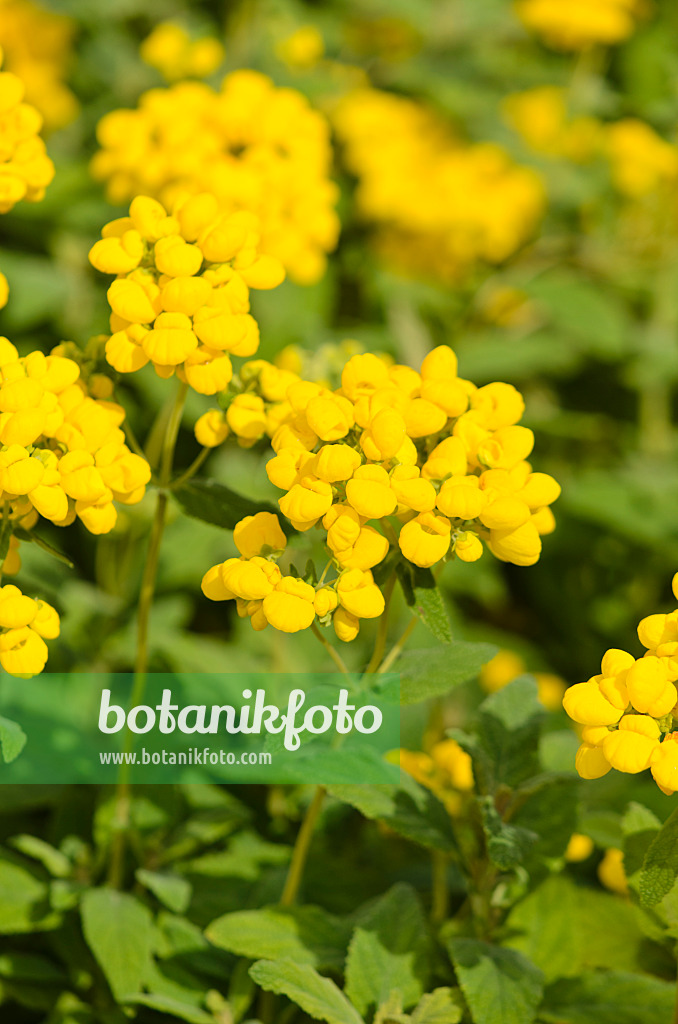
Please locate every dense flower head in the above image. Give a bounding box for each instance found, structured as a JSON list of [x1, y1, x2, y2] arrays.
[[0, 582, 59, 676], [201, 345, 560, 642], [564, 572, 678, 794], [140, 22, 224, 82], [0, 337, 150, 543], [0, 0, 78, 130], [91, 71, 339, 284], [89, 194, 285, 391], [514, 0, 644, 50], [332, 88, 545, 282], [0, 43, 54, 214]]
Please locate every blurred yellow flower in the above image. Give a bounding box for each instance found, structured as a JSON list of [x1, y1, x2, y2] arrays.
[[515, 0, 644, 50], [0, 0, 78, 130]]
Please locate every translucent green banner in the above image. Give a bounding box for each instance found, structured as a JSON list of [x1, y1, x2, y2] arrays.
[[0, 673, 401, 784]]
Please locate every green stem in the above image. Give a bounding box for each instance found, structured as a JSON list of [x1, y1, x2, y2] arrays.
[[377, 615, 418, 674], [430, 850, 449, 926], [107, 381, 187, 888], [169, 446, 210, 491], [311, 622, 350, 676], [280, 785, 326, 906], [365, 571, 396, 674]]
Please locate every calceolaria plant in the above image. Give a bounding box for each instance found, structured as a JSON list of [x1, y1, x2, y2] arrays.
[[5, 4, 678, 1024]]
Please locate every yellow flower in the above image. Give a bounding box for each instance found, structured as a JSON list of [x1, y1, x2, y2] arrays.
[[226, 394, 267, 443], [313, 443, 361, 483], [222, 557, 282, 601], [336, 569, 385, 619], [602, 715, 661, 774], [598, 848, 629, 896], [453, 531, 483, 562], [276, 26, 325, 70], [92, 71, 339, 284], [575, 742, 612, 779], [515, 0, 642, 50], [333, 90, 544, 283], [345, 465, 397, 520], [399, 512, 451, 568], [563, 680, 623, 726], [279, 477, 333, 525], [651, 734, 678, 794], [263, 577, 316, 633], [565, 833, 594, 862], [140, 22, 224, 82], [333, 606, 359, 642], [233, 512, 287, 558]]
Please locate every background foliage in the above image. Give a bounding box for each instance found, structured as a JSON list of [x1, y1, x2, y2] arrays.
[[2, 0, 678, 1022]]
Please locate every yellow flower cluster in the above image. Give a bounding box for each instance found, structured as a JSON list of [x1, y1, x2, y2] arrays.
[[89, 194, 285, 391], [0, 337, 150, 539], [91, 71, 339, 284], [514, 0, 643, 50], [0, 583, 59, 676], [201, 346, 560, 641], [564, 573, 678, 794], [604, 119, 678, 198], [0, 44, 54, 215], [0, 0, 77, 130], [400, 738, 474, 815], [332, 88, 545, 282], [480, 648, 567, 711], [140, 22, 224, 82], [503, 87, 601, 163]]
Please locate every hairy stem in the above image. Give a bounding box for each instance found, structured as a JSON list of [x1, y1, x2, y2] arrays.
[[377, 615, 418, 674], [311, 621, 351, 676], [107, 381, 187, 888], [365, 571, 396, 674], [280, 785, 326, 906]]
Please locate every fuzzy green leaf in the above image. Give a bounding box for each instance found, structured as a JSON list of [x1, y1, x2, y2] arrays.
[[206, 904, 351, 972], [0, 715, 26, 764], [397, 564, 452, 643], [638, 807, 678, 907], [447, 938, 543, 1024], [398, 643, 498, 706], [345, 883, 430, 1014], [80, 888, 154, 1002], [173, 478, 293, 533], [249, 959, 363, 1024]]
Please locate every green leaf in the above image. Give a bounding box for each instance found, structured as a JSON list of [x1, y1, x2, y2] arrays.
[[622, 802, 661, 883], [0, 856, 55, 934], [136, 869, 191, 914], [411, 988, 463, 1024], [505, 875, 650, 982], [129, 994, 214, 1024], [9, 836, 71, 878], [510, 775, 578, 862], [345, 883, 430, 1014], [540, 971, 675, 1024], [173, 478, 292, 533], [398, 643, 498, 706], [249, 959, 363, 1024], [478, 796, 537, 870], [638, 807, 678, 907], [447, 938, 543, 1024], [0, 715, 26, 764], [206, 904, 351, 972], [0, 952, 65, 983], [397, 564, 452, 643], [80, 888, 154, 1002], [327, 776, 457, 852], [475, 677, 544, 790]]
